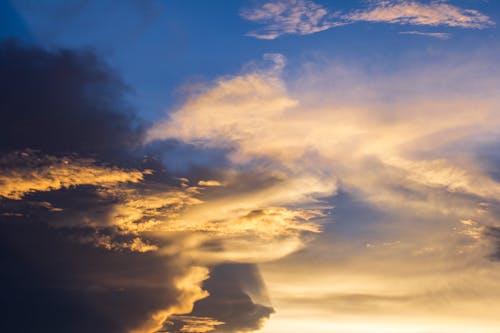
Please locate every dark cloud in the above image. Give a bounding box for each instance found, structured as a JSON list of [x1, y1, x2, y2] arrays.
[[0, 41, 178, 332], [0, 40, 142, 159], [0, 217, 181, 333], [163, 264, 274, 333]]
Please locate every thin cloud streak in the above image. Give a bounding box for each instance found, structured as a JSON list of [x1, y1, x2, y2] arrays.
[[399, 30, 451, 39]]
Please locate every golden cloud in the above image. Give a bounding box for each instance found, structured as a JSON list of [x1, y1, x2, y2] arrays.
[[0, 151, 146, 200]]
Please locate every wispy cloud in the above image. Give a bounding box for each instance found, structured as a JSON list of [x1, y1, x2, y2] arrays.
[[241, 0, 494, 39], [399, 30, 451, 39], [346, 0, 494, 28], [240, 0, 343, 39]]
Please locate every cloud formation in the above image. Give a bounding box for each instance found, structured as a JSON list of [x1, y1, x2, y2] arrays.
[[241, 0, 494, 39]]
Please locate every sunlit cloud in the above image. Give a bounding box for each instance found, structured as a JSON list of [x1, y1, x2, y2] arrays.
[[147, 51, 500, 329], [0, 150, 146, 200], [197, 180, 223, 187], [130, 266, 210, 333]]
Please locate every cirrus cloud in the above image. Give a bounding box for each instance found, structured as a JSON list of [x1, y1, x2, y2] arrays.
[[241, 0, 494, 39]]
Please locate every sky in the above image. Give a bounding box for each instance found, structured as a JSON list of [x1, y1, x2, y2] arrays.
[[1, 1, 500, 332]]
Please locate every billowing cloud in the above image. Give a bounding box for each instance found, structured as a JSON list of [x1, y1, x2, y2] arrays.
[[241, 0, 494, 39], [148, 52, 500, 329]]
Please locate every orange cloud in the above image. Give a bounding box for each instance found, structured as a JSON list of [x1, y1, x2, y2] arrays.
[[0, 151, 145, 200]]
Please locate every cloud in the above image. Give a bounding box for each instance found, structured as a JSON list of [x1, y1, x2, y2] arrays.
[[0, 40, 142, 157], [147, 51, 500, 329], [346, 0, 494, 28], [0, 42, 212, 333], [0, 218, 207, 333], [197, 180, 223, 187], [241, 0, 494, 39], [0, 150, 146, 200], [399, 30, 450, 39], [240, 0, 341, 40]]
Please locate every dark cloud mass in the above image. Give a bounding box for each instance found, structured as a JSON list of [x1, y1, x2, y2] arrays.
[[0, 40, 141, 158], [0, 41, 178, 332], [0, 218, 180, 333]]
